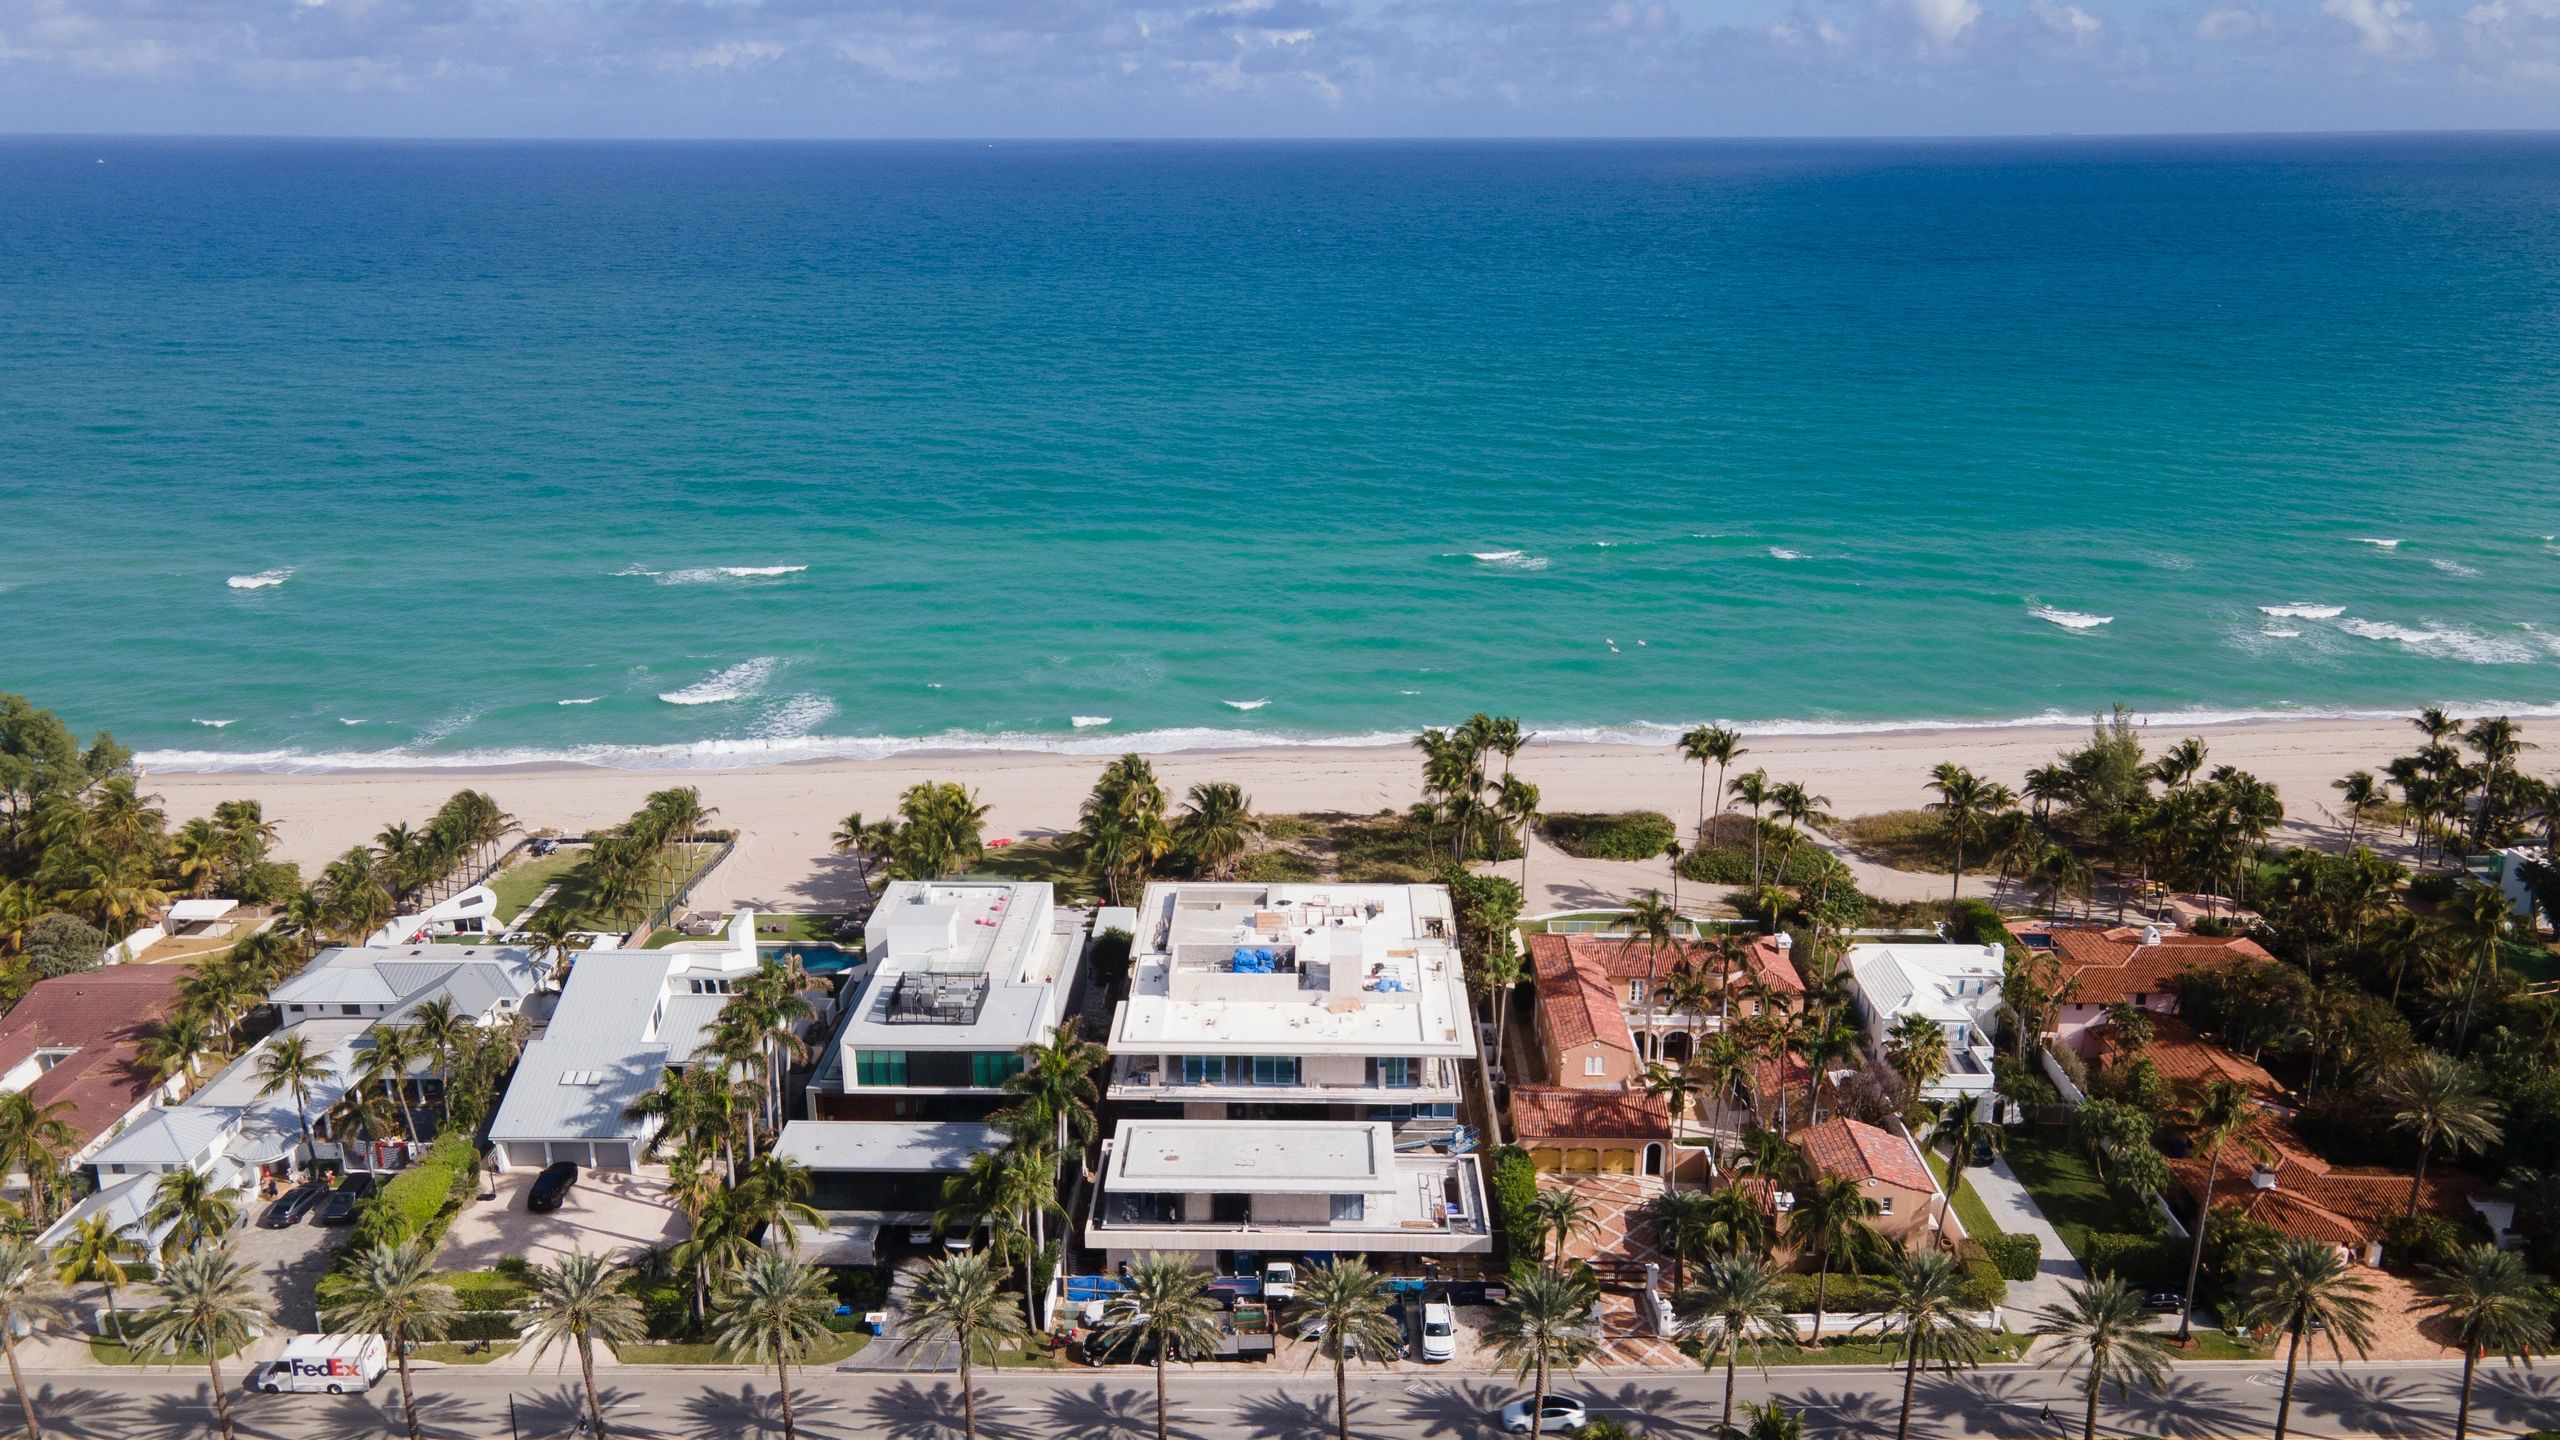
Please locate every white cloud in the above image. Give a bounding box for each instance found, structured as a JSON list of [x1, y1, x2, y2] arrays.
[[2323, 0, 2434, 55], [2196, 7, 2270, 39], [1911, 0, 1982, 44], [2031, 0, 2104, 39]]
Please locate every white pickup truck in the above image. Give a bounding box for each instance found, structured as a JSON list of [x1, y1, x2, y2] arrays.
[[250, 1334, 387, 1395]]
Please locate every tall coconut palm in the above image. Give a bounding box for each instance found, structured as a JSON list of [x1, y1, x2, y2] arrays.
[[1646, 1189, 1721, 1294], [1727, 769, 1773, 888], [1924, 764, 2003, 901], [1100, 1254, 1223, 1440], [1498, 775, 1541, 891], [521, 1251, 648, 1440], [1681, 725, 1747, 846], [2173, 1079, 2261, 1342], [1931, 1100, 2003, 1246], [1172, 782, 1260, 880], [2331, 770, 2382, 849], [2379, 1051, 2503, 1218], [50, 1213, 140, 1333], [144, 1167, 240, 1259], [711, 1253, 837, 1440], [321, 1239, 456, 1440], [0, 1094, 76, 1225], [2422, 1243, 2554, 1440], [1289, 1259, 1405, 1440], [1530, 1187, 1597, 1274], [903, 1251, 1026, 1440], [1486, 1266, 1599, 1439], [1620, 890, 1681, 1060], [2032, 1278, 2175, 1440], [252, 1031, 331, 1177], [2234, 1240, 2379, 1440], [130, 1244, 270, 1440], [1678, 1253, 1799, 1432], [0, 1236, 55, 1440], [360, 1024, 421, 1141], [1861, 1249, 1990, 1440], [997, 1020, 1108, 1186], [1785, 1175, 1882, 1343]]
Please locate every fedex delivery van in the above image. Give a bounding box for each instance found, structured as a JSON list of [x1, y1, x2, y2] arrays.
[[252, 1333, 387, 1394]]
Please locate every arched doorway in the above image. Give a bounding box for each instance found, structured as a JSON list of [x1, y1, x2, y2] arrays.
[[1643, 1143, 1665, 1177], [1659, 1031, 1692, 1065]]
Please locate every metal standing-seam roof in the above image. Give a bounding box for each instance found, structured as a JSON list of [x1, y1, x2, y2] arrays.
[[487, 1040, 669, 1146]]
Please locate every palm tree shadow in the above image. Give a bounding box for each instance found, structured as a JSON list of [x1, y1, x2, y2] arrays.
[[1395, 1376, 1520, 1439], [677, 1380, 849, 1440], [1913, 1370, 2056, 1437], [290, 1387, 492, 1440], [2102, 1372, 2264, 1440], [1577, 1379, 1716, 1438], [860, 1376, 1038, 1440], [504, 1381, 662, 1440], [134, 1383, 226, 1440], [1234, 1386, 1362, 1438], [2471, 1363, 2560, 1429], [28, 1385, 141, 1439], [1040, 1378, 1209, 1440], [2291, 1369, 2453, 1437], [1768, 1383, 1902, 1438]]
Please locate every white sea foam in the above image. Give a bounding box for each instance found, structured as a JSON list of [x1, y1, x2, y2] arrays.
[[2355, 538, 2404, 549], [192, 718, 234, 729], [2262, 628, 2302, 639], [2259, 604, 2345, 620], [226, 569, 292, 590], [749, 694, 837, 740], [2031, 606, 2114, 631], [1222, 699, 1271, 711], [339, 718, 366, 726], [1767, 547, 1808, 561], [558, 697, 601, 706], [1071, 716, 1113, 729], [2339, 618, 2536, 665], [611, 565, 662, 578], [1468, 550, 1551, 571], [2431, 558, 2483, 577], [658, 658, 778, 706], [660, 565, 808, 584]]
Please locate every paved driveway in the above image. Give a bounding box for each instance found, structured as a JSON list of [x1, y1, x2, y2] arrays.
[[1959, 1154, 2086, 1317], [233, 1202, 356, 1334], [439, 1169, 688, 1271]]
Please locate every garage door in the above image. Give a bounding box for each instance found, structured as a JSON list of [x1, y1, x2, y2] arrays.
[[589, 1142, 633, 1173], [503, 1142, 550, 1170]]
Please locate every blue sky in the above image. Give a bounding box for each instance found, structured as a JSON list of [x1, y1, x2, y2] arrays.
[[2, 0, 2555, 137]]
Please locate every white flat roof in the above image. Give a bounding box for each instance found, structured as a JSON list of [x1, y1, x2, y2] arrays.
[[167, 899, 237, 923], [774, 1121, 1002, 1173], [1108, 1120, 1393, 1194]]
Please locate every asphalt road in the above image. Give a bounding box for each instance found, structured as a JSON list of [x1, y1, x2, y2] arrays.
[[13, 1356, 2554, 1440]]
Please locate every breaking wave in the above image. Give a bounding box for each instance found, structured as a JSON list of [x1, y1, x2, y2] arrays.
[[2259, 604, 2344, 620], [2338, 618, 2536, 665], [2030, 606, 2113, 631], [226, 569, 292, 590], [658, 658, 778, 705]]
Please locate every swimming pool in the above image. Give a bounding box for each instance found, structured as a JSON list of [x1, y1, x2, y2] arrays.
[[760, 942, 862, 976]]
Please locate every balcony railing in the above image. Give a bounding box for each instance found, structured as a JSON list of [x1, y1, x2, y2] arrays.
[[1107, 1057, 1459, 1097]]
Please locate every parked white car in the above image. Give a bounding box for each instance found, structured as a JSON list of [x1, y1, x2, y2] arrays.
[[1499, 1395, 1587, 1434], [1262, 1260, 1297, 1301], [1417, 1301, 1456, 1362]]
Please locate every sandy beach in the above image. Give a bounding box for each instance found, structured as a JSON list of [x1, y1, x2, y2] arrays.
[[135, 713, 2440, 915]]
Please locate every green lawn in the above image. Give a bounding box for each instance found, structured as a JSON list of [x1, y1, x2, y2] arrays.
[[488, 848, 588, 922], [2180, 1331, 2270, 1361], [88, 1337, 247, 1366], [1706, 1332, 2035, 1367], [968, 837, 1097, 899], [1999, 1127, 2158, 1263], [512, 842, 726, 930], [620, 1332, 869, 1366], [413, 1341, 521, 1365], [1923, 1147, 2005, 1243], [2502, 940, 2560, 985]]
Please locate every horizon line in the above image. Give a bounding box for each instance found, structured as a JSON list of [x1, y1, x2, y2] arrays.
[[10, 126, 2560, 147]]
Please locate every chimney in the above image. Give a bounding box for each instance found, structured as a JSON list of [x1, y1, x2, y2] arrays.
[[1773, 934, 1793, 954], [2141, 925, 2162, 946], [2250, 1165, 2278, 1192]]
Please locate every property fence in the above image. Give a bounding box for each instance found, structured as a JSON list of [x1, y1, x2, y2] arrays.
[[626, 831, 741, 942]]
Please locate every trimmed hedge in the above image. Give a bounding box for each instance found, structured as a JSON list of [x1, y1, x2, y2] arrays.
[[2084, 1231, 2186, 1286], [1775, 1259, 2006, 1315], [1488, 1146, 1541, 1262], [1978, 1232, 2041, 1283], [355, 1134, 480, 1252], [1541, 811, 1678, 861]]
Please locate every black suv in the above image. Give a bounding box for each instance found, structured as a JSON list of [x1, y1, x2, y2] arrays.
[[257, 1184, 326, 1229], [527, 1161, 580, 1213], [313, 1172, 378, 1227]]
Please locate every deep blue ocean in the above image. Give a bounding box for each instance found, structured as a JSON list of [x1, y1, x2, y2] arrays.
[[4, 135, 2558, 771]]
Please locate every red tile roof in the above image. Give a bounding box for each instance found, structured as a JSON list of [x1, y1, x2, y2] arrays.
[[2132, 1016, 2286, 1102], [1509, 1084, 1670, 1141], [1531, 936, 1634, 1054], [1797, 1117, 1936, 1194], [1526, 931, 1805, 997], [2017, 924, 2273, 1005], [0, 967, 188, 1150]]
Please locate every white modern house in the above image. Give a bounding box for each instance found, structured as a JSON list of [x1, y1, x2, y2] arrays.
[[1085, 1118, 1490, 1268], [768, 1120, 1007, 1265], [1103, 882, 1476, 1127], [486, 911, 767, 1172], [803, 881, 1087, 1123], [1842, 941, 2006, 1100]]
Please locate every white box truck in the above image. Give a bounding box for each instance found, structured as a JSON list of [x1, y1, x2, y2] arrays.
[[252, 1334, 387, 1394]]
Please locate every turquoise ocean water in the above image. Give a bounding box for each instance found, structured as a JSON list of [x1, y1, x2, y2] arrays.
[[4, 135, 2559, 771]]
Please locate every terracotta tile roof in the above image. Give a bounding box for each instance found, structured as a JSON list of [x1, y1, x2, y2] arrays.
[[1509, 1084, 1670, 1141], [1797, 1117, 1935, 1193], [1525, 932, 1804, 999], [2131, 1016, 2286, 1102], [1530, 936, 1634, 1054], [2015, 924, 2273, 1005], [0, 967, 188, 1150]]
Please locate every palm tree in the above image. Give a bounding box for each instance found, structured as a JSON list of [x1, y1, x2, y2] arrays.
[[406, 995, 468, 1103], [252, 1030, 330, 1177], [711, 1253, 837, 1440], [2233, 1238, 2378, 1440], [1646, 1189, 1721, 1294], [521, 1251, 649, 1440], [0, 1094, 77, 1224], [2331, 770, 2382, 849], [321, 1239, 456, 1440], [2173, 1079, 2260, 1342], [130, 1244, 270, 1440], [998, 1020, 1108, 1189], [1289, 1259, 1405, 1440], [1932, 1100, 2002, 1245], [903, 1251, 1027, 1440], [1485, 1266, 1599, 1440], [51, 1213, 140, 1332], [2379, 1051, 2503, 1218], [1530, 1187, 1596, 1273], [1681, 725, 1747, 845], [1621, 890, 1680, 1060], [1678, 1253, 1799, 1432], [2422, 1243, 2554, 1440], [1738, 1399, 1804, 1440], [1860, 1249, 1991, 1440], [2032, 1278, 2175, 1440], [1498, 775, 1541, 891], [1885, 1012, 1950, 1102], [1172, 782, 1260, 880], [1784, 1175, 1882, 1343], [1925, 764, 2002, 901], [1100, 1254, 1223, 1440], [0, 1236, 55, 1440], [1727, 769, 1773, 888], [144, 1167, 240, 1259]]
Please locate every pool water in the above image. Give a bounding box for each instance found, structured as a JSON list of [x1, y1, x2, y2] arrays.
[[760, 942, 861, 977]]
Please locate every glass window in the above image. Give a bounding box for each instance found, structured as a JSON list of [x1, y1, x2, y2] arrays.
[[1627, 979, 1647, 1007], [854, 1051, 908, 1087], [1181, 1055, 1227, 1086], [1330, 1194, 1365, 1222], [1252, 1056, 1299, 1087], [1583, 1055, 1606, 1077], [1372, 1057, 1415, 1088], [972, 1052, 1024, 1087]]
